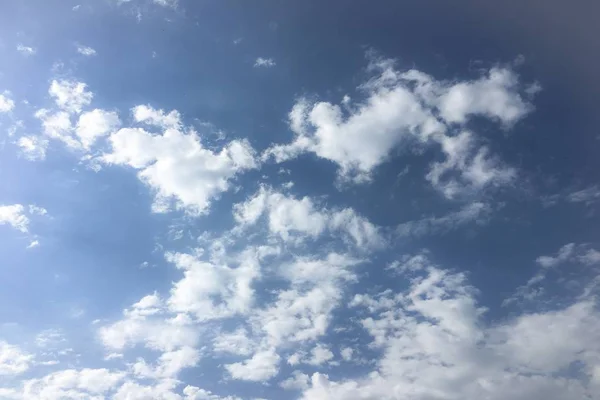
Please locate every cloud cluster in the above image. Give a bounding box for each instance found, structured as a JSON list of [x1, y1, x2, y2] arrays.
[[263, 58, 533, 196]]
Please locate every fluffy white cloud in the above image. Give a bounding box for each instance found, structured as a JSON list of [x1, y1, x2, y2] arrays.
[[0, 341, 33, 376], [234, 187, 383, 248], [16, 44, 36, 56], [263, 57, 532, 191], [165, 248, 264, 320], [0, 204, 30, 233], [213, 328, 255, 356], [103, 112, 257, 215], [339, 347, 353, 362], [307, 343, 334, 366], [425, 130, 515, 198], [132, 105, 181, 130], [0, 91, 15, 112], [49, 80, 93, 113], [76, 45, 96, 56], [254, 253, 361, 347], [131, 346, 200, 379], [225, 348, 280, 381], [536, 243, 600, 268], [280, 370, 310, 390], [76, 109, 121, 149], [254, 57, 276, 68], [298, 256, 600, 400], [17, 368, 125, 399], [17, 135, 49, 161]]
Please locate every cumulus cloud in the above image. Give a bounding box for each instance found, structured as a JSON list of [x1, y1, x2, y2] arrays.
[[76, 109, 121, 149], [49, 79, 93, 113], [16, 44, 36, 56], [225, 348, 280, 381], [0, 341, 33, 376], [17, 135, 49, 161], [0, 204, 31, 233], [76, 45, 96, 56], [234, 187, 383, 249], [254, 57, 276, 68], [263, 57, 533, 193], [0, 91, 15, 112], [103, 106, 257, 215], [298, 256, 600, 400]]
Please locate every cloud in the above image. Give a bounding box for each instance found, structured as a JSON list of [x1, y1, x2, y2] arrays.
[[21, 368, 126, 398], [76, 109, 121, 149], [262, 57, 532, 191], [102, 107, 257, 215], [0, 341, 33, 376], [254, 57, 276, 68], [132, 104, 181, 130], [0, 204, 30, 233], [225, 348, 280, 381], [567, 185, 600, 205], [49, 79, 93, 113], [298, 256, 600, 400], [76, 45, 96, 56], [17, 136, 49, 161], [280, 370, 310, 390], [396, 201, 491, 237], [0, 92, 15, 112], [16, 44, 36, 56], [234, 187, 383, 249], [306, 343, 334, 366]]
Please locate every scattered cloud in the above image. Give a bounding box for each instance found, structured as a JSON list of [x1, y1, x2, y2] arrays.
[[254, 57, 276, 68], [76, 45, 97, 56], [16, 44, 36, 56], [0, 204, 31, 233], [0, 91, 15, 112], [17, 136, 49, 161], [0, 341, 33, 376], [49, 79, 93, 114], [263, 57, 533, 192], [397, 202, 491, 237], [103, 105, 257, 215]]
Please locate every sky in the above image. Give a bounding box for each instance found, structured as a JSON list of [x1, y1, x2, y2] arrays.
[[0, 0, 600, 399]]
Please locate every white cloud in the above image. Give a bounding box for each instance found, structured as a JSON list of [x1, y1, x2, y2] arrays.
[[213, 328, 255, 356], [102, 120, 257, 215], [131, 346, 200, 379], [397, 201, 491, 237], [76, 109, 121, 149], [536, 243, 576, 268], [225, 348, 280, 381], [339, 347, 354, 362], [0, 91, 15, 112], [35, 329, 66, 348], [18, 135, 49, 161], [252, 253, 361, 348], [21, 368, 126, 399], [49, 79, 93, 113], [0, 341, 33, 376], [297, 256, 600, 400], [425, 130, 515, 198], [132, 105, 181, 130], [234, 187, 383, 248], [254, 57, 276, 68], [280, 370, 310, 390], [76, 45, 97, 56], [27, 239, 40, 249], [0, 204, 30, 233], [165, 248, 263, 320], [307, 343, 334, 366], [35, 109, 77, 148], [567, 185, 600, 204], [183, 385, 242, 400], [16, 44, 36, 56], [263, 57, 532, 190]]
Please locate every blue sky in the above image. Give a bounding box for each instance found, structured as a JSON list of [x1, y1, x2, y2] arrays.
[[1, 0, 600, 399]]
